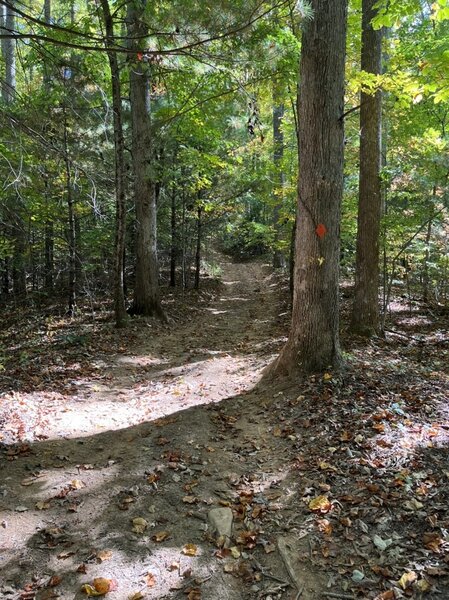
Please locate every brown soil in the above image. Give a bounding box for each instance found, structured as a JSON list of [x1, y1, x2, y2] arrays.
[[1, 257, 448, 600]]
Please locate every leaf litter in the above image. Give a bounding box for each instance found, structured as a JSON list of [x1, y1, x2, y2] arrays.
[[0, 259, 448, 598]]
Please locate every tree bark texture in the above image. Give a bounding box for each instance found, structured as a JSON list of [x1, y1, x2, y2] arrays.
[[1, 0, 16, 103], [272, 87, 286, 269], [63, 112, 76, 315], [272, 0, 348, 375], [350, 0, 383, 336], [128, 0, 164, 318], [100, 0, 127, 327]]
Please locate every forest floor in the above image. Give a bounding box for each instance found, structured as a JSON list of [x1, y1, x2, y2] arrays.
[[1, 257, 449, 600]]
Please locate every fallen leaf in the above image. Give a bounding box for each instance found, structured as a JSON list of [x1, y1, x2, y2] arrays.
[[129, 593, 146, 600], [81, 584, 104, 596], [373, 535, 393, 551], [373, 591, 395, 600], [317, 519, 333, 535], [93, 578, 113, 594], [398, 571, 417, 590], [182, 496, 197, 504], [182, 543, 198, 556], [97, 550, 113, 562], [132, 518, 148, 534], [36, 500, 52, 510], [48, 575, 62, 587], [416, 579, 432, 592], [308, 495, 332, 514], [352, 569, 365, 582], [71, 479, 85, 489], [146, 573, 156, 588], [230, 546, 240, 559], [264, 543, 276, 554], [152, 531, 170, 542], [423, 532, 443, 553]]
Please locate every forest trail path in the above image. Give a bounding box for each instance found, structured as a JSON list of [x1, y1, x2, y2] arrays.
[[45, 258, 285, 441], [2, 259, 449, 600]]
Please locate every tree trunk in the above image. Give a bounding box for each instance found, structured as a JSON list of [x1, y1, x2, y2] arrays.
[[271, 0, 348, 376], [170, 185, 177, 287], [194, 205, 202, 290], [43, 1, 54, 292], [350, 0, 383, 336], [1, 0, 16, 103], [44, 217, 54, 291], [422, 188, 435, 303], [127, 0, 164, 318], [100, 0, 127, 327], [272, 89, 286, 269], [63, 112, 76, 316]]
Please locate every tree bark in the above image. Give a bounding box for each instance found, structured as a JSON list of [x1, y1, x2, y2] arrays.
[[170, 184, 177, 287], [127, 0, 164, 318], [271, 0, 348, 375], [350, 0, 383, 336], [1, 0, 16, 103], [63, 110, 76, 316], [194, 205, 202, 290], [272, 88, 286, 269], [100, 0, 127, 327]]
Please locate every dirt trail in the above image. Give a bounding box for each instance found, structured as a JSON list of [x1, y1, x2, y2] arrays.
[[1, 258, 299, 600], [2, 258, 449, 600], [42, 259, 284, 440]]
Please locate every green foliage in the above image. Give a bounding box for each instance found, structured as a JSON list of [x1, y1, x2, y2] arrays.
[[221, 219, 274, 259]]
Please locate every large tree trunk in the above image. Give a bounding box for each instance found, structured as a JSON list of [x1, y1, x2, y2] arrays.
[[271, 0, 348, 376], [100, 0, 127, 327], [350, 0, 383, 336], [127, 0, 164, 318]]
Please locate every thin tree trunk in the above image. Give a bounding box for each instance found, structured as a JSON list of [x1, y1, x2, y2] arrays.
[[271, 0, 348, 376], [43, 0, 53, 292], [127, 0, 164, 318], [272, 89, 286, 268], [194, 205, 202, 290], [350, 0, 383, 336], [182, 191, 187, 289], [422, 188, 435, 303], [100, 0, 127, 327], [63, 110, 76, 316], [170, 185, 177, 287], [1, 0, 16, 103]]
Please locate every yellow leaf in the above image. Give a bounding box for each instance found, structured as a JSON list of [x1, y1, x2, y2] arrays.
[[398, 571, 417, 590], [81, 584, 104, 596], [323, 372, 332, 381], [132, 518, 148, 534], [230, 546, 240, 559], [319, 461, 337, 472], [182, 543, 198, 556], [152, 531, 170, 542], [416, 579, 432, 592], [35, 500, 52, 510], [308, 495, 332, 514], [71, 479, 85, 489], [129, 593, 146, 600], [97, 550, 113, 562]]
